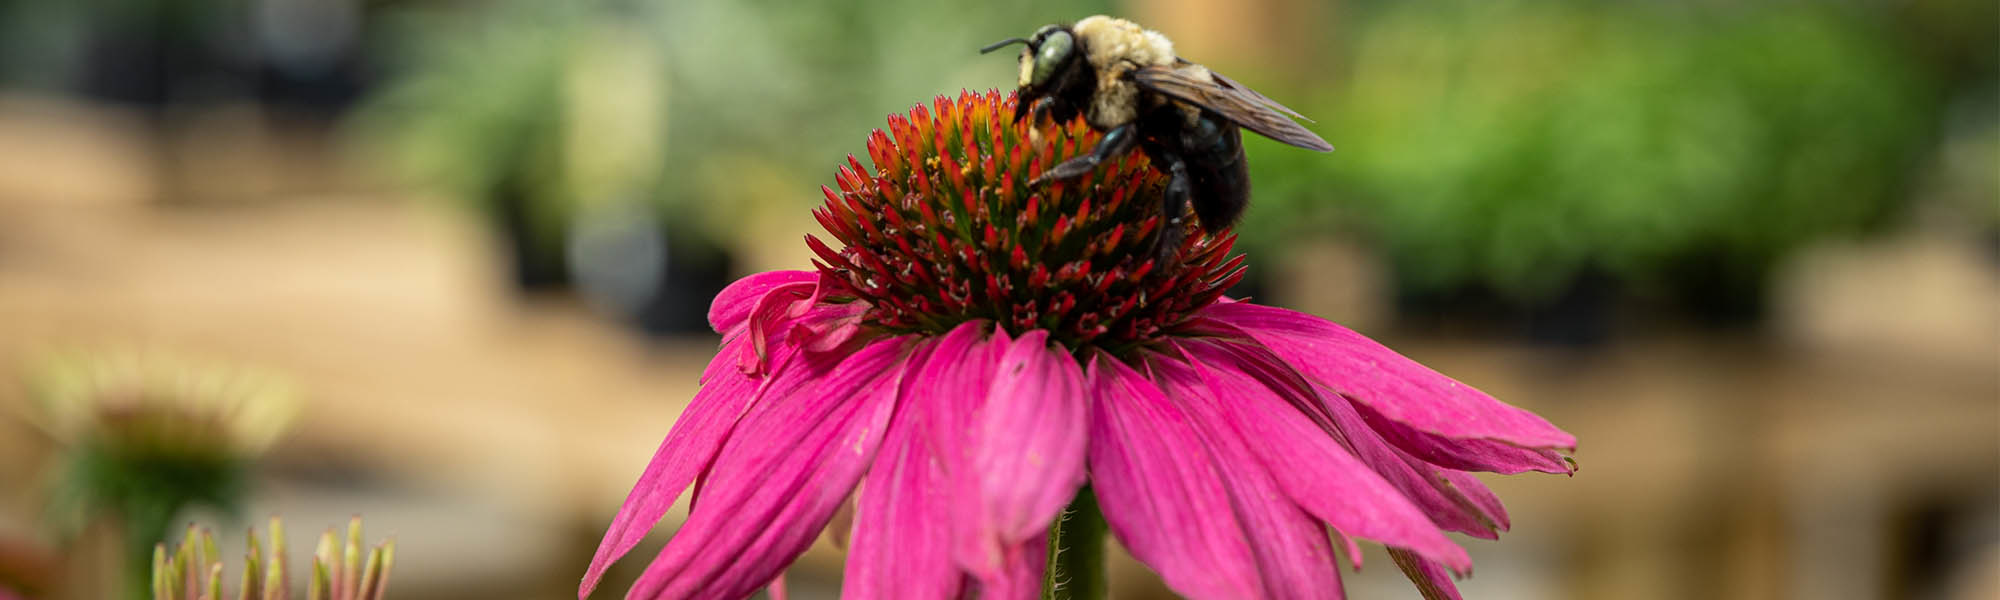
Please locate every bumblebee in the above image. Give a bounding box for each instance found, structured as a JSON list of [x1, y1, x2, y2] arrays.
[[983, 16, 1332, 257]]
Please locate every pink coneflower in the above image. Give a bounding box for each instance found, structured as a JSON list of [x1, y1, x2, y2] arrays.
[[581, 90, 1574, 600]]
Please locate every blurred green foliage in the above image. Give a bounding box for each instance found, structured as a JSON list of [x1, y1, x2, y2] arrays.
[[0, 0, 261, 94], [0, 0, 87, 88], [6, 0, 1978, 318], [359, 1, 607, 272], [1244, 1, 1951, 306], [357, 0, 1108, 271]]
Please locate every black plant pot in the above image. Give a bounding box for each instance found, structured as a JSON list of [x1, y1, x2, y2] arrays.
[[564, 204, 737, 337], [75, 11, 222, 109], [1520, 267, 1619, 347], [1392, 267, 1620, 349], [631, 229, 734, 337], [1661, 247, 1771, 328], [489, 173, 571, 292]]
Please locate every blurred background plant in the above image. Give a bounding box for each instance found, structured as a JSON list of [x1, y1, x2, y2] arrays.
[[353, 0, 1109, 334], [151, 516, 394, 600], [1239, 0, 1992, 341], [0, 0, 1991, 598], [20, 350, 296, 599]]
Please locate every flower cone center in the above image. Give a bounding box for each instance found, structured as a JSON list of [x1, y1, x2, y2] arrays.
[[808, 90, 1245, 351]]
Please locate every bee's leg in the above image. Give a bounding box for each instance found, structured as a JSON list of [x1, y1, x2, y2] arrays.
[[1011, 98, 1044, 125], [1026, 102, 1055, 145], [1153, 153, 1192, 261], [1032, 124, 1137, 185]]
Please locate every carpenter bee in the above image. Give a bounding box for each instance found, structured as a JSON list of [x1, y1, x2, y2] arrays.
[[982, 16, 1332, 258]]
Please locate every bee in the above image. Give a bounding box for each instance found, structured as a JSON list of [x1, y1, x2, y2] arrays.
[[982, 15, 1332, 258]]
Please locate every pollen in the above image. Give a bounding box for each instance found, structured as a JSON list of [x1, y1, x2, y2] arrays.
[[807, 90, 1244, 351]]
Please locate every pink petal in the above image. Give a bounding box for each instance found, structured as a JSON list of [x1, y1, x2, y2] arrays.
[[1330, 529, 1362, 571], [745, 281, 820, 373], [1086, 357, 1264, 599], [1199, 303, 1575, 450], [1163, 323, 1512, 549], [1149, 355, 1346, 598], [628, 337, 913, 599], [799, 302, 870, 353], [1439, 469, 1511, 533], [1355, 401, 1573, 475], [1193, 336, 1511, 541], [1389, 548, 1464, 600], [708, 270, 817, 333], [843, 338, 966, 600], [976, 535, 1049, 600], [580, 334, 768, 598], [904, 324, 1010, 585], [962, 330, 1088, 577], [913, 322, 1005, 460], [1320, 387, 1508, 541], [1175, 340, 1471, 573]]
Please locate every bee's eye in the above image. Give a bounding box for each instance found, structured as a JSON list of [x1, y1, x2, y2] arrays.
[[1030, 30, 1074, 87]]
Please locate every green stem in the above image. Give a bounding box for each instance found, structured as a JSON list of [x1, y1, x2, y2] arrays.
[[1042, 486, 1107, 600]]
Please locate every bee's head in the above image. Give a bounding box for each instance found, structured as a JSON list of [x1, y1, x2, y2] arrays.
[[981, 24, 1090, 124]]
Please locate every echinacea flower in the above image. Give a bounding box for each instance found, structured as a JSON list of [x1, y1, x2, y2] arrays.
[[152, 516, 396, 600], [582, 90, 1575, 600], [22, 349, 297, 592]]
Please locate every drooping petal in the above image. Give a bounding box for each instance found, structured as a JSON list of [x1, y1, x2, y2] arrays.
[[1389, 548, 1464, 600], [744, 282, 821, 373], [628, 337, 913, 599], [844, 338, 964, 600], [708, 270, 818, 333], [1439, 469, 1512, 534], [1175, 340, 1471, 573], [1355, 401, 1573, 475], [581, 334, 769, 598], [1149, 355, 1346, 599], [1087, 357, 1264, 599], [1189, 329, 1511, 542], [1329, 529, 1362, 571], [975, 535, 1048, 600], [1199, 302, 1575, 450], [1319, 386, 1508, 540], [962, 330, 1088, 577]]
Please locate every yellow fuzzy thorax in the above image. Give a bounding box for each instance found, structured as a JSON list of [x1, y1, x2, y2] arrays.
[[1073, 16, 1177, 69], [1072, 15, 1178, 130]]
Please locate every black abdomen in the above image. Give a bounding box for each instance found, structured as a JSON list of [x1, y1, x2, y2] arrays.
[[1182, 117, 1249, 233], [1140, 105, 1251, 234]]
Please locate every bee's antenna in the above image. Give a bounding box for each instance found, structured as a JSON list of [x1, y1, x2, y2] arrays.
[[980, 37, 1030, 54]]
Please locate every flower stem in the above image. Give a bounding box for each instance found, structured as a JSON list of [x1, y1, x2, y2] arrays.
[[1042, 486, 1107, 600]]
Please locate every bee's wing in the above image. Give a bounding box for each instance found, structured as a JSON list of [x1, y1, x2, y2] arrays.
[[1132, 63, 1334, 152], [1207, 70, 1314, 122]]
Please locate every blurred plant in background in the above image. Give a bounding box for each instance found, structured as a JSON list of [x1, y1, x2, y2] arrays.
[[353, 0, 1108, 335], [1242, 1, 1965, 330], [0, 0, 90, 90], [0, 0, 370, 121], [21, 349, 296, 597], [152, 516, 395, 600], [357, 1, 663, 292]]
